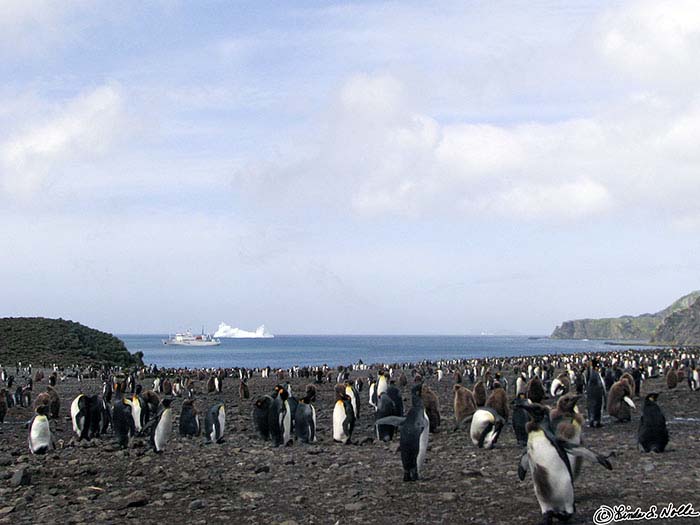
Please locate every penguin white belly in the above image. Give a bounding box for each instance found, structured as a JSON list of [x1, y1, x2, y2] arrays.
[[368, 384, 377, 409], [333, 401, 347, 442], [377, 379, 388, 397], [417, 410, 430, 474], [30, 416, 51, 453], [70, 395, 83, 435], [131, 399, 142, 432], [528, 432, 574, 515], [310, 405, 317, 442], [469, 409, 493, 446], [154, 409, 172, 452], [516, 377, 525, 395], [218, 407, 226, 440], [282, 401, 291, 444], [550, 379, 561, 397]]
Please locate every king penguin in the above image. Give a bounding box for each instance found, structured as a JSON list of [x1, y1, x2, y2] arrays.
[[151, 398, 173, 452], [375, 383, 430, 481], [179, 399, 200, 436], [205, 403, 226, 443], [517, 403, 612, 524], [332, 384, 355, 444], [28, 403, 53, 454], [469, 407, 505, 449], [294, 391, 317, 444], [70, 393, 90, 441], [638, 393, 669, 453], [586, 361, 606, 428]]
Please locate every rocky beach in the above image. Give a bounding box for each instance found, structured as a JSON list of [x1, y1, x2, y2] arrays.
[[1, 353, 699, 525]]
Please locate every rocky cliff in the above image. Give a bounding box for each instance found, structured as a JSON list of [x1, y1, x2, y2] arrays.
[[551, 291, 700, 340], [651, 296, 700, 344]]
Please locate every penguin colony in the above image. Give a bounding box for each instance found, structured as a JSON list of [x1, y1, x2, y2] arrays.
[[1, 347, 699, 524]]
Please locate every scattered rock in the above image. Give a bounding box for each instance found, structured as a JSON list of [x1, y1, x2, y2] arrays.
[[122, 492, 149, 508], [188, 499, 206, 511], [440, 492, 457, 502], [10, 467, 30, 488], [344, 502, 365, 512], [240, 491, 264, 501], [254, 466, 270, 474]]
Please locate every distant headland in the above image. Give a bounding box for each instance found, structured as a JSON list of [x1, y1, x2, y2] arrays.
[[551, 291, 700, 344]]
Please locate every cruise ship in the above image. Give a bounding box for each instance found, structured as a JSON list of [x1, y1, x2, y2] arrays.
[[162, 330, 221, 346]]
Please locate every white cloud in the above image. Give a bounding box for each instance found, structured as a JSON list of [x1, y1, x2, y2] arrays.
[[0, 0, 85, 55], [251, 64, 700, 223], [599, 0, 700, 87], [0, 84, 126, 196]]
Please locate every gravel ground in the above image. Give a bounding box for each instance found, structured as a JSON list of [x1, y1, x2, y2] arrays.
[[1, 362, 699, 525]]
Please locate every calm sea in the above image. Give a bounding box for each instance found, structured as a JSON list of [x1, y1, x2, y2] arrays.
[[118, 334, 653, 369]]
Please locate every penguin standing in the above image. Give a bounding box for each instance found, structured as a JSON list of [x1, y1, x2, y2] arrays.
[[586, 362, 605, 428], [607, 379, 635, 422], [0, 389, 6, 423], [252, 396, 272, 440], [368, 377, 378, 410], [205, 403, 226, 443], [28, 404, 53, 454], [453, 384, 477, 431], [469, 407, 505, 449], [421, 385, 441, 433], [473, 380, 487, 406], [279, 387, 293, 446], [151, 399, 173, 452], [376, 392, 398, 441], [666, 368, 678, 389], [377, 371, 389, 399], [294, 392, 317, 444], [345, 381, 360, 419], [511, 393, 531, 447], [179, 399, 200, 437], [112, 396, 136, 448], [485, 383, 509, 421], [550, 394, 584, 480], [46, 386, 61, 419], [239, 379, 250, 400], [638, 393, 669, 453], [71, 394, 90, 440], [517, 403, 612, 524], [375, 383, 430, 481], [332, 384, 355, 444], [526, 376, 545, 403]]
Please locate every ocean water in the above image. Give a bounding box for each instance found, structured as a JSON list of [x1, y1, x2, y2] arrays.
[[119, 334, 655, 369]]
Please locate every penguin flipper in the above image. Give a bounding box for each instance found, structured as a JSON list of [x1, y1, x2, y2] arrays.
[[517, 452, 529, 481], [375, 416, 406, 428], [453, 413, 474, 432], [478, 422, 494, 448], [562, 443, 613, 470]]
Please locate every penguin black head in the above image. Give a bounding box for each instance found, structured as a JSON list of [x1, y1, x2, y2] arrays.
[[556, 393, 581, 413], [162, 398, 173, 408], [35, 404, 50, 416], [411, 383, 423, 397], [521, 403, 550, 423], [645, 392, 660, 403]]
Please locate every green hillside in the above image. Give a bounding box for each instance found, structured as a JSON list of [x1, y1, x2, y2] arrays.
[[0, 317, 143, 368]]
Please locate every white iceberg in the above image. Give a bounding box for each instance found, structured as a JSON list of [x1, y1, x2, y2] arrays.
[[214, 322, 274, 339]]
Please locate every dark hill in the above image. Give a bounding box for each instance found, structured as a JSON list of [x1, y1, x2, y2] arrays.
[[0, 317, 142, 368]]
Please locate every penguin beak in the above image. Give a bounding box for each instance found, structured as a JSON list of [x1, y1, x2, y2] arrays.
[[623, 396, 636, 408]]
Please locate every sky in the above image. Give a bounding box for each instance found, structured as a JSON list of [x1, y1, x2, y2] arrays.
[[2, 0, 700, 335]]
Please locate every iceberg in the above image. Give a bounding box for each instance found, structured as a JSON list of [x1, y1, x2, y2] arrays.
[[214, 322, 274, 339]]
